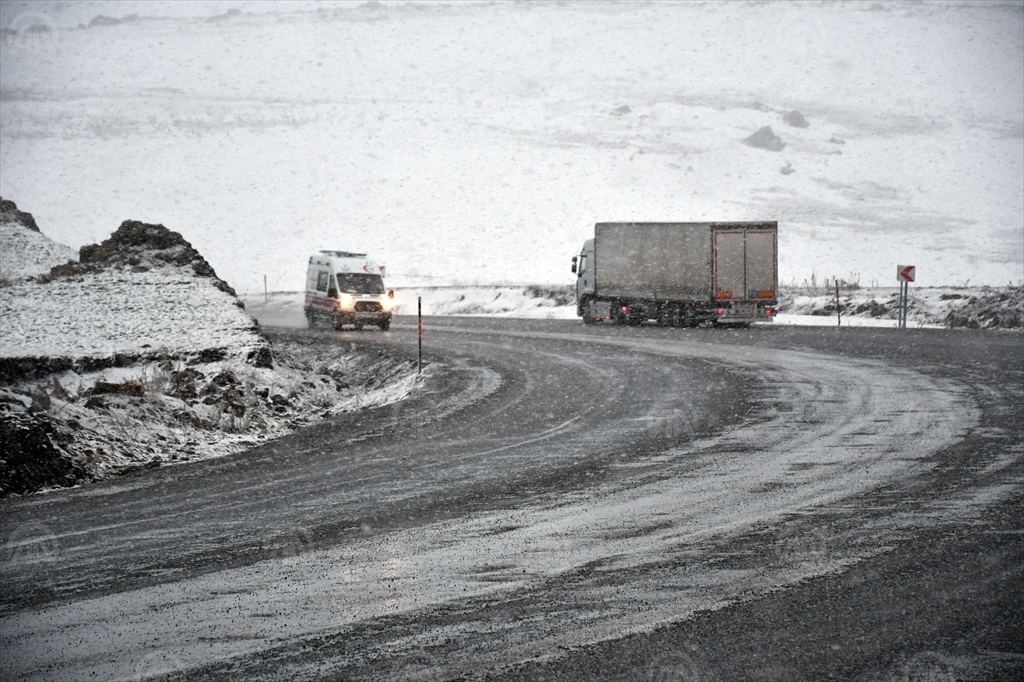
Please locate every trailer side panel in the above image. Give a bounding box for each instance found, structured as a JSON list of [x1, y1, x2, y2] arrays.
[[595, 223, 711, 300]]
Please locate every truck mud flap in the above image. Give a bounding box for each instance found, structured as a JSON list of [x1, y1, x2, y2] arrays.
[[588, 301, 612, 319]]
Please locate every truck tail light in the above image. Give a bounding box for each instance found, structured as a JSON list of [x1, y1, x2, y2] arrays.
[[717, 308, 724, 316], [765, 307, 774, 315]]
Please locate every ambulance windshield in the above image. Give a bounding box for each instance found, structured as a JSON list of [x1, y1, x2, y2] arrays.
[[335, 273, 385, 294]]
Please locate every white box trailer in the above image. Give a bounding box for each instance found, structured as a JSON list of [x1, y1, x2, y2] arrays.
[[572, 222, 778, 326]]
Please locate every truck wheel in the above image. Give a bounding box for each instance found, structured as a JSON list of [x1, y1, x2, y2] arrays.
[[582, 313, 595, 324], [378, 319, 391, 331], [354, 321, 364, 331]]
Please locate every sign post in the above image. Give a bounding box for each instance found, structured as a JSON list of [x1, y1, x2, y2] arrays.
[[897, 265, 915, 328], [835, 280, 841, 327], [417, 296, 423, 374]]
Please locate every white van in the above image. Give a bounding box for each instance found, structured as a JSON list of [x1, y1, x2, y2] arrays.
[[304, 250, 394, 330]]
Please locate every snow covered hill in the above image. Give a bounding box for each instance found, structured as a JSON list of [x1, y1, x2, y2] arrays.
[[0, 205, 418, 497], [1, 1, 1021, 293], [2, 216, 268, 370]]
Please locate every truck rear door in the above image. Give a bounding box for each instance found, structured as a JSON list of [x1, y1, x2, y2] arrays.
[[745, 229, 777, 301], [713, 228, 777, 301], [713, 230, 746, 301]]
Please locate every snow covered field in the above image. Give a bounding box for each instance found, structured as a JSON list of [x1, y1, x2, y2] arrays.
[[1, 1, 1021, 294]]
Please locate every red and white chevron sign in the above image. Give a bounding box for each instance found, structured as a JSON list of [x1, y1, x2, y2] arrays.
[[897, 265, 916, 283]]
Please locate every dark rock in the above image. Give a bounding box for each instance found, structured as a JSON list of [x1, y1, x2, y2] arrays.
[[84, 396, 107, 409], [187, 348, 227, 364], [855, 301, 890, 318], [782, 110, 810, 128], [945, 313, 977, 329], [744, 126, 785, 151], [170, 367, 204, 399], [45, 220, 237, 297], [0, 403, 92, 496], [611, 105, 632, 116], [92, 380, 144, 397], [0, 353, 161, 384], [247, 345, 274, 368], [29, 387, 51, 414], [0, 198, 40, 232], [210, 371, 237, 387]]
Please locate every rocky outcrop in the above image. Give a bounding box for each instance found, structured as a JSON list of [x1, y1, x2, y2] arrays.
[[744, 126, 785, 151], [44, 220, 238, 297], [0, 401, 93, 496], [0, 198, 40, 232]]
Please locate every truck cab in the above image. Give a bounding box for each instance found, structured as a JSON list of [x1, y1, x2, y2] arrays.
[[572, 239, 609, 323], [304, 250, 394, 330]]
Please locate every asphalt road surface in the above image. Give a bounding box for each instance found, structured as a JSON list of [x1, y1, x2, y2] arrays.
[[1, 318, 1021, 681]]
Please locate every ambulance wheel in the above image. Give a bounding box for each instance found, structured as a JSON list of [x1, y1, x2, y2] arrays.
[[332, 314, 344, 331], [354, 321, 364, 331], [305, 311, 315, 328], [378, 318, 391, 331]]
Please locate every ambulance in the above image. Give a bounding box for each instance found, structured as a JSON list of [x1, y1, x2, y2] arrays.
[[304, 250, 394, 330]]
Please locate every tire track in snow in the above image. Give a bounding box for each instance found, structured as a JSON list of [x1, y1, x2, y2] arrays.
[[0, 331, 982, 680]]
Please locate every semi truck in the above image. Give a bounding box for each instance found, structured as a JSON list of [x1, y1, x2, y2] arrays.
[[571, 222, 778, 326]]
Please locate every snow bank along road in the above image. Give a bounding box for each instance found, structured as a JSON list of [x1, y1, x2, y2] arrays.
[[1, 320, 1021, 680]]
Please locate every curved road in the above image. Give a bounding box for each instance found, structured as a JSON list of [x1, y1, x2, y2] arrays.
[[1, 318, 1021, 681]]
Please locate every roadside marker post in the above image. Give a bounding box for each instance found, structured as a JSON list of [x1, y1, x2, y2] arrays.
[[897, 265, 915, 328], [418, 296, 423, 374], [835, 280, 841, 327]]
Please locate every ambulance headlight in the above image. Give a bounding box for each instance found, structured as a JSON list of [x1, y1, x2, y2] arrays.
[[338, 293, 354, 309], [380, 295, 393, 311]]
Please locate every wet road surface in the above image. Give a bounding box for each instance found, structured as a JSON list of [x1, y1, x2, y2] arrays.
[[1, 318, 1021, 680]]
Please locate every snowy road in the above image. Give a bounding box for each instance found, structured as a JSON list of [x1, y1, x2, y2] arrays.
[[1, 320, 1021, 681]]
